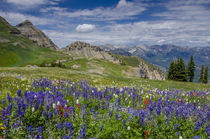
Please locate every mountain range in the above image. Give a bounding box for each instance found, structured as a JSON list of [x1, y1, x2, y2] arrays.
[[100, 44, 210, 82], [0, 16, 165, 80]]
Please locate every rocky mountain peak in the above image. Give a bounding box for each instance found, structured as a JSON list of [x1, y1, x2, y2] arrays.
[[63, 41, 120, 63], [16, 20, 58, 50], [65, 41, 102, 51], [17, 20, 33, 27]]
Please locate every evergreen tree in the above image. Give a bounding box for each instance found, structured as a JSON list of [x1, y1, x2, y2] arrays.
[[203, 66, 208, 84], [187, 56, 195, 82], [176, 57, 187, 82], [168, 61, 175, 80], [199, 65, 204, 82]]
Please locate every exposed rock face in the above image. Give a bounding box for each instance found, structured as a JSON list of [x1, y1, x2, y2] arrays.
[[63, 41, 119, 63], [138, 61, 165, 80], [16, 20, 58, 50]]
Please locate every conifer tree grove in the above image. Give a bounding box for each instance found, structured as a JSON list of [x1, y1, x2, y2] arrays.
[[177, 57, 187, 82], [187, 56, 195, 82], [167, 57, 187, 82], [199, 65, 204, 82], [203, 66, 208, 84]]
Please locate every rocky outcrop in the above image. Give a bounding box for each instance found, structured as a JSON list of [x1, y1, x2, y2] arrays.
[[16, 20, 58, 50], [138, 61, 165, 80], [63, 41, 120, 63]]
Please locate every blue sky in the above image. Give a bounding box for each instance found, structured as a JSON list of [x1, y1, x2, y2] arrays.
[[0, 0, 210, 48]]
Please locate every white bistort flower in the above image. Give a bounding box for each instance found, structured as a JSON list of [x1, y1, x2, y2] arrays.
[[53, 103, 56, 109], [127, 126, 130, 130], [32, 107, 35, 113], [57, 101, 60, 105], [76, 99, 79, 104]]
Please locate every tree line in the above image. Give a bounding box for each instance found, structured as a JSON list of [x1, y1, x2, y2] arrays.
[[167, 56, 208, 84]]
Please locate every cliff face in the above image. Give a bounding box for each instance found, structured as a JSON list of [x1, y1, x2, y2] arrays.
[[16, 20, 58, 50], [63, 41, 120, 63], [138, 61, 165, 80]]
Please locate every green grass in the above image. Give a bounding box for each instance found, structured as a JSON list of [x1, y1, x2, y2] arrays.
[[0, 67, 209, 92]]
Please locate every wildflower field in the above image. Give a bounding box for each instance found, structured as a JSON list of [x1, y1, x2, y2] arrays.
[[0, 68, 210, 138]]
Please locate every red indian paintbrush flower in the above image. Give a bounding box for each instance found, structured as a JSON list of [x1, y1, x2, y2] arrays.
[[145, 130, 149, 139], [177, 99, 181, 103], [76, 104, 79, 109], [58, 105, 62, 111], [67, 107, 70, 113], [59, 111, 63, 117], [144, 99, 149, 105]]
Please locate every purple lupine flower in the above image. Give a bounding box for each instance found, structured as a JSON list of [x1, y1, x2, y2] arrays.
[[78, 125, 86, 139], [42, 111, 47, 119], [192, 136, 200, 139], [64, 112, 68, 118], [115, 114, 119, 120], [100, 125, 103, 132], [174, 124, 178, 130], [17, 89, 22, 97], [109, 111, 113, 118], [123, 119, 127, 128], [2, 98, 5, 105], [115, 132, 119, 138], [194, 121, 202, 130], [205, 126, 210, 136], [7, 93, 12, 104], [48, 111, 53, 119], [46, 104, 49, 111], [27, 125, 34, 136], [57, 122, 63, 131], [37, 126, 43, 136]]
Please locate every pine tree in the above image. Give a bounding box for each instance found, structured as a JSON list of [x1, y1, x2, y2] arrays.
[[199, 65, 204, 82], [176, 57, 187, 82], [187, 56, 195, 82], [168, 61, 175, 80], [203, 66, 208, 84]]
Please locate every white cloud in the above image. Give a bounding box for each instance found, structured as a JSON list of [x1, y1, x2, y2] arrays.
[[49, 0, 146, 21], [0, 11, 54, 25], [5, 0, 61, 8], [117, 0, 127, 8], [5, 0, 47, 6], [76, 24, 96, 33]]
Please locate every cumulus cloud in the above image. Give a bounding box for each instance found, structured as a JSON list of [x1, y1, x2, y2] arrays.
[[76, 24, 96, 33]]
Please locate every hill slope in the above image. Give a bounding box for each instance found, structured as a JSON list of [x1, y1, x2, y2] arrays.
[[0, 16, 68, 67], [63, 41, 165, 80]]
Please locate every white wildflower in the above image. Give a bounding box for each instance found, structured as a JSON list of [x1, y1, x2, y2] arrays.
[[127, 126, 130, 130], [76, 99, 79, 104], [32, 107, 35, 113], [53, 103, 56, 109], [57, 101, 60, 105]]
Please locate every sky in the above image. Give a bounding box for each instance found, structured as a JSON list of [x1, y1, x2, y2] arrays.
[[0, 0, 210, 48]]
